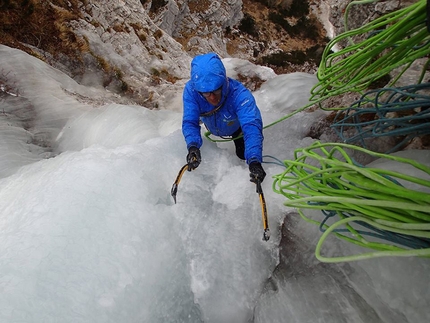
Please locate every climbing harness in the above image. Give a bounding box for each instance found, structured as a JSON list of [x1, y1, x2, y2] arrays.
[[199, 102, 224, 117]]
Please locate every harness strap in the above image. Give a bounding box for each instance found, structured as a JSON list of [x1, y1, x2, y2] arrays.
[[200, 104, 223, 117]]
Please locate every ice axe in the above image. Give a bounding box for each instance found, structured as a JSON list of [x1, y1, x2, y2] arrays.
[[171, 155, 199, 203], [170, 164, 188, 204], [255, 178, 270, 241]]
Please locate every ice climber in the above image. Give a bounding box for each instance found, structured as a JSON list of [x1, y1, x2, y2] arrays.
[[181, 52, 266, 184]]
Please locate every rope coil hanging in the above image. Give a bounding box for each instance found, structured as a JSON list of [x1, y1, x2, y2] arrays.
[[273, 141, 430, 262], [311, 0, 430, 103]]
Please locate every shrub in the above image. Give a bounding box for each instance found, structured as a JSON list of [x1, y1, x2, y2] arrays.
[[260, 51, 291, 66], [268, 11, 320, 41], [286, 0, 309, 17], [150, 0, 167, 13], [238, 13, 258, 38]]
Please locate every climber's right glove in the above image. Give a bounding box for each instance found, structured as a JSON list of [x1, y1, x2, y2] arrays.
[[186, 146, 201, 171]]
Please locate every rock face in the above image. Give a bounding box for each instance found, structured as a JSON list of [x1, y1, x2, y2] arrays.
[[323, 0, 417, 48], [66, 0, 193, 109], [149, 0, 244, 57], [0, 0, 331, 108], [0, 0, 420, 110], [0, 0, 194, 109]]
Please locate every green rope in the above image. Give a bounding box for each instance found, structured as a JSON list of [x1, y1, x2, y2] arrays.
[[273, 141, 430, 262], [315, 216, 430, 263], [311, 0, 430, 103], [343, 0, 381, 36]]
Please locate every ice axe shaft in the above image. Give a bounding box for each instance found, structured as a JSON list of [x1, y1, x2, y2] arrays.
[[171, 155, 199, 204], [256, 180, 270, 241], [171, 164, 188, 204]]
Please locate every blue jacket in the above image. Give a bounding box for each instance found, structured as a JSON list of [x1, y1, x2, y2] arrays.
[[182, 53, 264, 164]]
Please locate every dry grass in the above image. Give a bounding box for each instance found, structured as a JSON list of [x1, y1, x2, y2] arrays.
[[0, 0, 85, 59], [150, 67, 179, 85], [188, 0, 211, 14], [0, 0, 134, 95]]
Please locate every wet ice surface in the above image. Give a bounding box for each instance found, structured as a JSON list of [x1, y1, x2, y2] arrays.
[[254, 213, 430, 323], [1, 45, 429, 323]]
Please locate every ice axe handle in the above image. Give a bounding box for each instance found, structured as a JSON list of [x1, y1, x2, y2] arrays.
[[256, 180, 270, 241], [171, 164, 188, 204]]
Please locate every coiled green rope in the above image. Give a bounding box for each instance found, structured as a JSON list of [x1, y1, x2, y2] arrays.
[[311, 0, 430, 103], [273, 141, 430, 262], [343, 0, 380, 36]]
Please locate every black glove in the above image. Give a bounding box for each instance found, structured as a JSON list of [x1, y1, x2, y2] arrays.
[[249, 162, 266, 183], [186, 146, 201, 171]]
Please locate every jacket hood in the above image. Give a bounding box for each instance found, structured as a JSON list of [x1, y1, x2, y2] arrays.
[[190, 53, 226, 92]]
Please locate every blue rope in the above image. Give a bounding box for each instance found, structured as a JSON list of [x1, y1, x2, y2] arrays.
[[262, 155, 286, 168], [318, 210, 430, 249], [331, 83, 430, 153]]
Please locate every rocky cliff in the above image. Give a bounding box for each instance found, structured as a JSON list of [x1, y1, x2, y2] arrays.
[[0, 0, 327, 109], [0, 0, 419, 109]]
